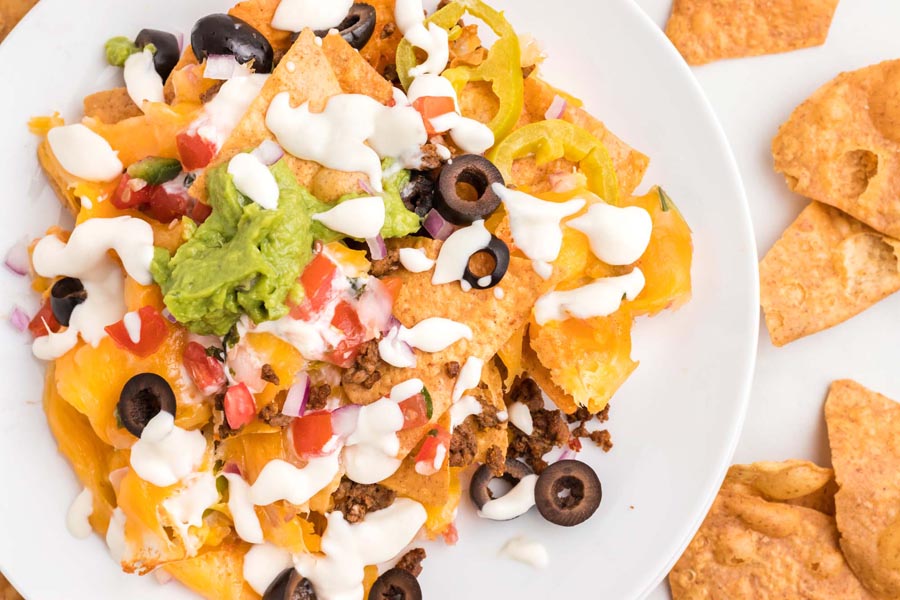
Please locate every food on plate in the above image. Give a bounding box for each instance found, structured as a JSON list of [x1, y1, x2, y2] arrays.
[[721, 459, 837, 515], [17, 0, 693, 597], [826, 380, 900, 599], [773, 60, 900, 238], [760, 201, 900, 346], [665, 0, 840, 66]]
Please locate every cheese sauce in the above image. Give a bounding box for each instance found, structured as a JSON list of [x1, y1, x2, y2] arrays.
[[478, 473, 538, 520], [397, 317, 472, 352], [343, 398, 404, 484], [227, 152, 280, 209], [161, 472, 219, 555], [534, 268, 646, 325], [450, 395, 483, 430], [311, 196, 386, 239], [224, 473, 265, 544]]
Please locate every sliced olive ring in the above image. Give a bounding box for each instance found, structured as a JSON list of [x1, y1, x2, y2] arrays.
[[469, 457, 533, 511], [368, 568, 422, 600], [118, 373, 177, 437], [135, 29, 180, 80], [50, 277, 87, 327], [314, 3, 377, 51], [462, 235, 509, 290], [434, 155, 504, 225], [534, 459, 602, 527], [401, 172, 436, 218], [263, 568, 316, 600], [191, 14, 274, 74]]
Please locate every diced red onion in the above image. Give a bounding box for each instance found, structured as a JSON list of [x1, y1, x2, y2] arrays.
[[175, 32, 185, 53], [424, 209, 456, 241], [9, 306, 29, 332], [161, 307, 178, 324], [282, 373, 311, 417], [252, 140, 285, 166], [366, 235, 387, 261], [331, 404, 361, 439], [204, 54, 241, 80], [356, 277, 394, 337], [557, 449, 578, 462], [222, 462, 243, 476], [4, 241, 30, 276], [358, 178, 376, 195], [545, 95, 568, 120]]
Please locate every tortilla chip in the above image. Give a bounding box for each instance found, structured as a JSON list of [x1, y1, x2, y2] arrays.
[[321, 32, 394, 104], [665, 0, 839, 66], [521, 332, 579, 415], [228, 0, 295, 55], [470, 360, 509, 462], [380, 411, 452, 506], [358, 0, 404, 78], [669, 490, 875, 599], [773, 60, 900, 238], [826, 379, 900, 599], [83, 88, 142, 124], [163, 46, 201, 105], [163, 540, 256, 600], [723, 460, 837, 516], [760, 202, 900, 347], [37, 138, 80, 215]]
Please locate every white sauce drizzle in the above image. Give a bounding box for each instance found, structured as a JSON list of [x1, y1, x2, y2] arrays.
[[494, 287, 505, 299], [129, 412, 207, 488], [122, 311, 142, 344], [450, 395, 483, 430], [123, 49, 164, 109], [567, 202, 653, 266], [397, 317, 472, 352], [532, 260, 553, 280], [389, 378, 425, 402], [452, 356, 483, 402], [534, 268, 646, 325], [415, 442, 447, 476], [250, 454, 341, 506], [500, 536, 549, 569], [204, 73, 270, 146], [311, 196, 386, 239], [224, 473, 264, 544], [432, 219, 491, 285], [228, 153, 280, 210], [161, 472, 219, 555], [47, 124, 123, 182], [394, 0, 450, 78], [243, 543, 293, 596], [271, 0, 353, 31], [106, 507, 128, 564], [66, 487, 94, 539], [343, 398, 404, 484], [378, 326, 418, 368], [507, 402, 534, 436], [478, 473, 538, 520], [398, 247, 435, 273], [407, 73, 494, 154]]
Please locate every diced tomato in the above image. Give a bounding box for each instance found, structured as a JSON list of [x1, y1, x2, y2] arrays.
[[415, 426, 451, 475], [380, 276, 403, 304], [399, 392, 430, 430], [442, 522, 459, 546], [291, 412, 336, 458], [143, 184, 190, 223], [189, 200, 212, 224], [224, 383, 257, 430], [324, 301, 367, 368], [176, 130, 217, 171], [290, 254, 340, 320], [183, 341, 226, 395], [111, 174, 154, 210], [28, 301, 60, 338], [104, 306, 169, 358], [412, 96, 457, 136]]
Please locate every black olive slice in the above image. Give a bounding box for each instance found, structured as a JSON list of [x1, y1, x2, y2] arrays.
[[135, 29, 181, 80], [263, 568, 316, 600], [50, 277, 87, 327], [191, 14, 274, 74], [401, 172, 435, 218], [368, 568, 422, 600], [118, 373, 177, 437], [469, 458, 533, 511], [315, 3, 377, 51], [534, 459, 602, 527], [434, 155, 504, 225], [462, 235, 509, 290]]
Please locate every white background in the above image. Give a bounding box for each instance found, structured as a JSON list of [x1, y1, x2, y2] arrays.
[[633, 1, 900, 597]]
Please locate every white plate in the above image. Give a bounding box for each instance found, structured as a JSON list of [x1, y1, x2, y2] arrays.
[[0, 0, 757, 598]]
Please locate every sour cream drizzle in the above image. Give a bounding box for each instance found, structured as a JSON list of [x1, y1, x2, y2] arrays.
[[500, 536, 549, 569], [311, 196, 386, 239], [271, 0, 353, 31], [129, 412, 207, 488], [66, 487, 94, 539], [343, 398, 405, 484], [243, 543, 293, 596], [407, 75, 494, 154], [397, 317, 472, 352], [398, 247, 435, 273], [47, 124, 123, 182], [224, 473, 264, 544], [162, 472, 219, 554], [395, 0, 450, 78], [534, 268, 646, 325], [450, 395, 483, 430], [123, 49, 164, 109], [228, 153, 280, 209], [106, 507, 128, 563], [432, 219, 491, 286], [203, 73, 269, 146], [507, 402, 534, 435], [567, 202, 652, 265], [452, 356, 483, 402], [250, 454, 341, 506], [478, 473, 538, 520]]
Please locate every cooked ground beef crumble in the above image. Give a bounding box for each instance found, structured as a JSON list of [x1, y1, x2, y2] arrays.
[[330, 478, 396, 524]]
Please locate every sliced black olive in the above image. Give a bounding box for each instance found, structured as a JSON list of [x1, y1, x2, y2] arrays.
[[462, 235, 509, 290], [135, 29, 180, 80], [191, 14, 274, 74], [534, 459, 602, 527], [469, 458, 533, 511], [118, 373, 177, 437], [50, 277, 87, 327], [401, 172, 435, 218], [434, 154, 504, 225], [368, 568, 421, 600], [263, 568, 316, 600], [314, 3, 377, 51]]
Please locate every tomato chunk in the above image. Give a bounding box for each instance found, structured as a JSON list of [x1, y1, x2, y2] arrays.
[[176, 130, 217, 171], [111, 174, 154, 209], [399, 392, 430, 430], [28, 301, 60, 338], [413, 96, 456, 136], [224, 383, 257, 430], [104, 306, 169, 358], [291, 412, 336, 458], [324, 301, 366, 368], [415, 426, 451, 475], [290, 254, 339, 320], [183, 341, 226, 395]]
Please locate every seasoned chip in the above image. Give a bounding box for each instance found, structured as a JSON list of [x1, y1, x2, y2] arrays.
[[521, 333, 579, 415], [470, 360, 509, 462], [322, 32, 394, 104], [83, 88, 142, 124], [381, 411, 452, 506], [669, 490, 875, 599], [760, 202, 900, 347], [228, 0, 294, 54], [723, 460, 837, 516], [826, 380, 900, 599], [773, 60, 900, 237], [665, 0, 840, 66]]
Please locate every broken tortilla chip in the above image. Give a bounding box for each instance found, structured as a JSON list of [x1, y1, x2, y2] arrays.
[[722, 460, 837, 516], [521, 334, 579, 415], [358, 0, 404, 79], [83, 88, 142, 124], [760, 202, 900, 347], [381, 411, 451, 506], [825, 379, 900, 599], [665, 0, 839, 66], [321, 32, 394, 104], [773, 60, 900, 238], [470, 360, 509, 463], [669, 489, 875, 599]]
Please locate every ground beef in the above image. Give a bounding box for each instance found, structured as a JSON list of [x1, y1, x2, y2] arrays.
[[485, 444, 506, 477], [474, 402, 501, 430], [568, 405, 613, 452], [307, 383, 331, 411], [395, 548, 426, 577], [211, 393, 237, 440], [341, 340, 382, 389], [370, 248, 400, 277], [330, 478, 396, 524], [589, 430, 614, 452], [449, 421, 477, 468], [260, 364, 280, 385], [566, 404, 610, 424], [258, 391, 292, 428], [418, 144, 444, 170], [444, 361, 461, 378], [380, 22, 396, 39], [381, 63, 399, 84], [505, 376, 569, 474]]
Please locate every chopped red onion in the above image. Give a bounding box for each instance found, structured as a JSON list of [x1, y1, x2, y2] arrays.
[[161, 307, 178, 324], [424, 209, 456, 241], [358, 178, 376, 195], [545, 95, 568, 120], [204, 54, 241, 80], [9, 306, 29, 332], [4, 241, 30, 276], [366, 235, 387, 260], [557, 448, 578, 462], [331, 404, 361, 439], [282, 372, 311, 417], [251, 140, 285, 166], [175, 32, 185, 53], [222, 462, 243, 476]]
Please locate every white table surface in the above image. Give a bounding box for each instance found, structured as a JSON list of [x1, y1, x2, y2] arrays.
[[632, 1, 900, 597]]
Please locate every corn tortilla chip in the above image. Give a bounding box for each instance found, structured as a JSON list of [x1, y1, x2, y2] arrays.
[[470, 360, 508, 463], [760, 202, 900, 347], [521, 333, 579, 415], [665, 0, 839, 66], [773, 60, 900, 238], [83, 88, 142, 124], [358, 0, 404, 78], [380, 411, 452, 506], [228, 0, 295, 55], [723, 460, 837, 516], [321, 32, 394, 104], [826, 379, 900, 599], [37, 138, 80, 215], [669, 489, 875, 599]]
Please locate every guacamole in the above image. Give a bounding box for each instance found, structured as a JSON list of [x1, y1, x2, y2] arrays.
[[151, 158, 421, 335]]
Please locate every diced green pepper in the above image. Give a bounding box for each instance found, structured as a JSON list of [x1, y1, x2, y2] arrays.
[[127, 157, 183, 185]]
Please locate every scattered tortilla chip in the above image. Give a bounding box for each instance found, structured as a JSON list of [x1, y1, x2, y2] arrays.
[[773, 60, 900, 238], [665, 0, 840, 66], [37, 138, 81, 215], [381, 411, 452, 506], [669, 489, 875, 599], [826, 379, 900, 599], [760, 202, 900, 346], [0, 0, 36, 42], [83, 88, 141, 124], [321, 32, 394, 104], [723, 460, 837, 516]]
